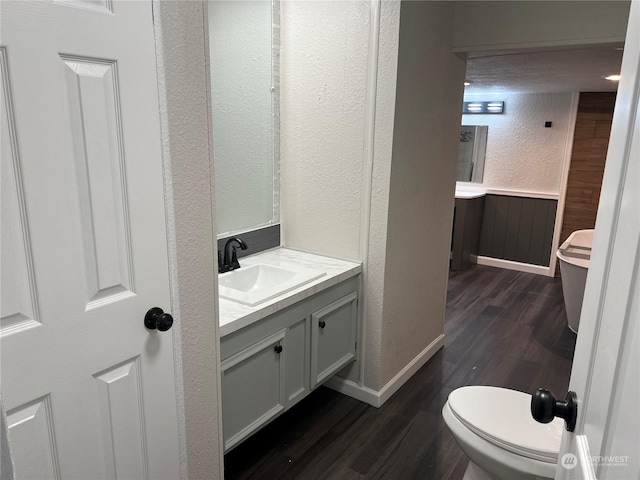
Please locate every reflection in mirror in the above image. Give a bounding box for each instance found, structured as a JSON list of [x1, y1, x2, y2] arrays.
[[208, 1, 280, 237], [457, 125, 488, 183]]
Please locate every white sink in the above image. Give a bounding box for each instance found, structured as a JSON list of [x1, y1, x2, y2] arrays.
[[219, 263, 326, 306]]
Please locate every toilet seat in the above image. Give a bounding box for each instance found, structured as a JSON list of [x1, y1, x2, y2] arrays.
[[448, 386, 563, 463]]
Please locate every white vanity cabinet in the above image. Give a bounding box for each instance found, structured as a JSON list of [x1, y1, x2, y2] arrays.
[[220, 276, 359, 452]]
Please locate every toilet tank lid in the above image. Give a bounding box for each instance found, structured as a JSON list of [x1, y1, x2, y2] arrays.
[[448, 386, 563, 462]]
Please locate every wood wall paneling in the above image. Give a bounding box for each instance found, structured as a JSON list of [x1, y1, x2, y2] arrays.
[[558, 92, 616, 275]]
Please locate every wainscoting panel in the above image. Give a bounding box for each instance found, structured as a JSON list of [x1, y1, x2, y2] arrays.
[[479, 195, 557, 266], [451, 196, 484, 271]]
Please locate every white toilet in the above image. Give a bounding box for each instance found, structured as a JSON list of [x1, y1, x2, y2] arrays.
[[442, 386, 564, 480]]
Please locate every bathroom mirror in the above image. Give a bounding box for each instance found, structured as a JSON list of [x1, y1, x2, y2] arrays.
[[457, 125, 488, 183], [208, 0, 280, 237]]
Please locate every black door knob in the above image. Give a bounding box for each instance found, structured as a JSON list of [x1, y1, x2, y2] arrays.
[[531, 388, 578, 432], [274, 345, 283, 354], [145, 307, 174, 332], [319, 320, 326, 329]]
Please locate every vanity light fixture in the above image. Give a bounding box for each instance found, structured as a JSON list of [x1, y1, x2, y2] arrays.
[[463, 101, 504, 114], [603, 74, 621, 81]]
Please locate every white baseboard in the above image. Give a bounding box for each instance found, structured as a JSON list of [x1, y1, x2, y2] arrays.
[[323, 377, 381, 407], [377, 333, 445, 406], [324, 333, 445, 408], [475, 255, 552, 277]]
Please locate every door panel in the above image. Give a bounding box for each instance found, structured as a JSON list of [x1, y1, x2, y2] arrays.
[[0, 1, 180, 477], [6, 396, 60, 479], [61, 56, 135, 308], [94, 357, 147, 479], [0, 47, 40, 336]]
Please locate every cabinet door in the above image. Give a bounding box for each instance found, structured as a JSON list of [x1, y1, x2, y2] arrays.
[[310, 292, 358, 389], [284, 318, 310, 407], [221, 330, 286, 452]]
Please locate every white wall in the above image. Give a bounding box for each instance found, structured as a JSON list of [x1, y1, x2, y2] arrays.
[[280, 1, 369, 261], [453, 1, 630, 52], [376, 0, 465, 388], [461, 92, 575, 195], [209, 1, 275, 236], [280, 0, 464, 395], [154, 2, 223, 478], [359, 0, 401, 389]]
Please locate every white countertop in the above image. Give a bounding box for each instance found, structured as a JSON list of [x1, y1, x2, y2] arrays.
[[218, 248, 362, 337], [455, 189, 486, 199]]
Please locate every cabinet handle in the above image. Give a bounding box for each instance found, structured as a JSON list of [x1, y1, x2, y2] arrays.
[[274, 345, 283, 354], [319, 320, 326, 329]]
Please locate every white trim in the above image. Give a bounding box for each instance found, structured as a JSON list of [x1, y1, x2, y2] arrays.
[[357, 0, 382, 389], [475, 256, 552, 277], [574, 435, 597, 480], [378, 333, 445, 406], [152, 3, 188, 478], [455, 184, 559, 200], [324, 377, 381, 407], [547, 91, 580, 277], [452, 36, 627, 54], [201, 1, 225, 474], [325, 334, 445, 408]]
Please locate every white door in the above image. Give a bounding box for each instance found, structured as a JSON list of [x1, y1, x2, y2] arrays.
[[555, 2, 639, 479], [1, 1, 180, 478]]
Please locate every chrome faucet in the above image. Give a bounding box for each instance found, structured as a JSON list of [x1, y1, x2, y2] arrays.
[[219, 237, 248, 273]]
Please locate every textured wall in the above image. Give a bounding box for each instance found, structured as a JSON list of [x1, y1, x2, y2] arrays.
[[280, 1, 369, 261], [278, 0, 464, 393], [209, 1, 275, 236], [378, 1, 465, 387], [362, 0, 401, 390], [154, 2, 223, 478], [462, 92, 575, 195], [453, 1, 630, 51]]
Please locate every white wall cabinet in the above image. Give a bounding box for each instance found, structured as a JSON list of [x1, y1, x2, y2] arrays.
[[220, 276, 359, 452]]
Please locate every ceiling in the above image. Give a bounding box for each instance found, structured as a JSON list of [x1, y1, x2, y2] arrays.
[[463, 46, 624, 94]]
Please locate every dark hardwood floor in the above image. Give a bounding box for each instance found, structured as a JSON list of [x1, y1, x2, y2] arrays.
[[224, 265, 577, 480]]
